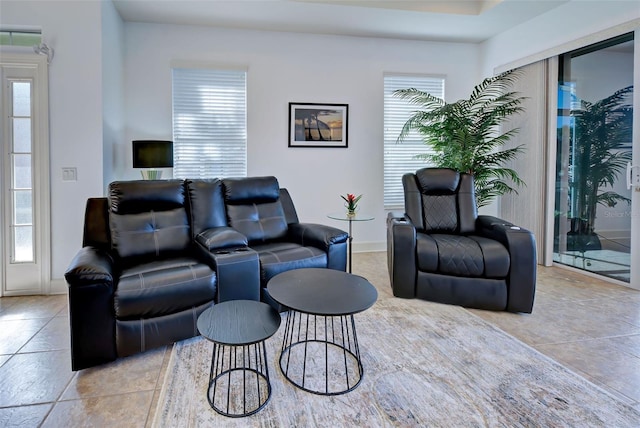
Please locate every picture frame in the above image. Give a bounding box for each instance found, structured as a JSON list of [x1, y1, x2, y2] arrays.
[[289, 103, 348, 148]]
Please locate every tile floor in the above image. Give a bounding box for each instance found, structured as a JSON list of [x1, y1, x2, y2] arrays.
[[0, 252, 639, 426]]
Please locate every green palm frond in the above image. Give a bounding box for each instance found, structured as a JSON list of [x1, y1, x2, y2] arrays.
[[393, 68, 527, 207]]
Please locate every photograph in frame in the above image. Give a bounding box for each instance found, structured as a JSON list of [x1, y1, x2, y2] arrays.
[[289, 103, 348, 148]]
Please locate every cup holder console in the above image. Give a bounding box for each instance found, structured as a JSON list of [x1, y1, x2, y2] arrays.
[[212, 247, 260, 303]]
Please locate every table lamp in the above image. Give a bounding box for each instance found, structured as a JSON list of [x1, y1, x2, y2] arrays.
[[132, 140, 173, 180]]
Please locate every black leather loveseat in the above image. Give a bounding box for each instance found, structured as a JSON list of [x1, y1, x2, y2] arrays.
[[64, 176, 348, 370]]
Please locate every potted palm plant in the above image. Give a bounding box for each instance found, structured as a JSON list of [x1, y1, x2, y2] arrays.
[[394, 69, 525, 207], [564, 85, 633, 252]]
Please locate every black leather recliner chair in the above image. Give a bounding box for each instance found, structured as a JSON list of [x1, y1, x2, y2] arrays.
[[387, 168, 536, 313]]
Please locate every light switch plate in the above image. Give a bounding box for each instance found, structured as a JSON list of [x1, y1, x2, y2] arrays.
[[62, 167, 77, 181]]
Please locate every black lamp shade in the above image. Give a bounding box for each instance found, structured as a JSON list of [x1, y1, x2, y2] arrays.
[[132, 140, 174, 168]]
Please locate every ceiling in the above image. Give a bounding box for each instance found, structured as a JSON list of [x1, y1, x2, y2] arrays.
[[112, 0, 570, 43]]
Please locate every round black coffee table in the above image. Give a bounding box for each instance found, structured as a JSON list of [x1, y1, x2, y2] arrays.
[[197, 300, 281, 417], [267, 268, 377, 395]]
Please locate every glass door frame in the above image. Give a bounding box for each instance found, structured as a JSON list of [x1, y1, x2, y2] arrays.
[[548, 32, 638, 289], [630, 29, 640, 289]]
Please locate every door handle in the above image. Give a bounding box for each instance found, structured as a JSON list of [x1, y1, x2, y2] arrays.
[[627, 162, 640, 191]]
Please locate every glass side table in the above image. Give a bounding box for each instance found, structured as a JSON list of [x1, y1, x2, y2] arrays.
[[327, 212, 374, 273]]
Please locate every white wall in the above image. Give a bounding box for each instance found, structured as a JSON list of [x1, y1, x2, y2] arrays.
[[480, 0, 640, 74], [5, 0, 637, 284], [101, 0, 125, 186], [123, 23, 480, 251], [1, 1, 105, 282]]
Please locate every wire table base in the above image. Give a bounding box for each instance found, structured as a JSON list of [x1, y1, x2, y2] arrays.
[[207, 342, 272, 417], [279, 311, 364, 395]]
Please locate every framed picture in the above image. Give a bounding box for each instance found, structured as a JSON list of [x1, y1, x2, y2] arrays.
[[289, 103, 348, 148]]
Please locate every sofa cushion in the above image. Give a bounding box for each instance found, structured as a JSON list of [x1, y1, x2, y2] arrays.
[[114, 257, 216, 319], [468, 236, 510, 278], [417, 234, 510, 278], [110, 208, 191, 259], [223, 176, 288, 243], [251, 242, 326, 285], [226, 202, 288, 243], [431, 235, 484, 277]]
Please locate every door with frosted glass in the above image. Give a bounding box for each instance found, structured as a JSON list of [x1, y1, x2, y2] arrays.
[[553, 33, 638, 288]]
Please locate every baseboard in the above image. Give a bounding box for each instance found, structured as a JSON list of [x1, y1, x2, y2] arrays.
[[49, 278, 68, 295], [352, 241, 385, 253]]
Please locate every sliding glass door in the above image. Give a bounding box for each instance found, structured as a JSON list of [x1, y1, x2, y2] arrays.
[[553, 33, 637, 287]]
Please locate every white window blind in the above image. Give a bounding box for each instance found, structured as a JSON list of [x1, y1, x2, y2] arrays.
[[384, 74, 444, 208], [172, 68, 247, 179]]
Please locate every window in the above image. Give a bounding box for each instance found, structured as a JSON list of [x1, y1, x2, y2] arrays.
[[383, 74, 445, 208], [172, 68, 247, 178], [8, 80, 34, 262], [0, 30, 41, 47]]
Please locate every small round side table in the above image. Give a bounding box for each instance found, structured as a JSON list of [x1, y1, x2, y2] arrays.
[[268, 268, 378, 395], [327, 212, 374, 273], [197, 300, 281, 418]]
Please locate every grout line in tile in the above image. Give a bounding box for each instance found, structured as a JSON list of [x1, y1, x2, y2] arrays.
[[0, 401, 56, 410], [54, 387, 158, 403]]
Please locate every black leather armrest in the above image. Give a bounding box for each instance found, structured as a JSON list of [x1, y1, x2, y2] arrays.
[[64, 246, 114, 287], [288, 223, 348, 249], [476, 215, 532, 247], [387, 212, 417, 298], [476, 215, 515, 233], [477, 215, 537, 313], [195, 227, 248, 251], [64, 247, 117, 370], [288, 223, 348, 271]]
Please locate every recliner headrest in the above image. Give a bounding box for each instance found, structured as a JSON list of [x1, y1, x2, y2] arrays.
[[109, 180, 186, 214], [223, 176, 280, 204], [415, 168, 460, 194]]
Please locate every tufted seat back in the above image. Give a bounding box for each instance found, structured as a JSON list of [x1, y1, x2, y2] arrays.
[[107, 180, 216, 358], [222, 176, 289, 244], [404, 168, 477, 235], [404, 168, 510, 280], [108, 180, 191, 260]]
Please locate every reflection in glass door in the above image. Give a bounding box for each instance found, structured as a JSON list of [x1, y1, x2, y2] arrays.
[[554, 34, 635, 284]]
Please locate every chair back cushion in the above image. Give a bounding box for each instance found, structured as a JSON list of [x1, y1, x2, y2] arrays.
[[108, 180, 191, 259], [222, 176, 288, 243], [185, 179, 228, 237], [407, 168, 477, 234]]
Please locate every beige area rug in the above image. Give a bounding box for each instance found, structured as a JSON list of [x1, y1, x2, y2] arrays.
[[154, 284, 640, 427]]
